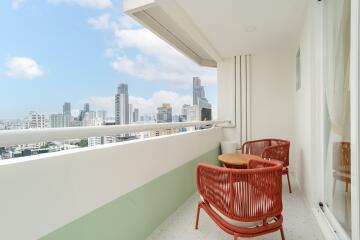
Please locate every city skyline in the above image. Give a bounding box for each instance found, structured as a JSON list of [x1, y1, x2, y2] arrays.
[[0, 77, 213, 160], [0, 0, 217, 119], [0, 76, 215, 122]]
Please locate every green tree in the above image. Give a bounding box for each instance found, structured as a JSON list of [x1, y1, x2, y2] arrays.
[[78, 139, 88, 148]]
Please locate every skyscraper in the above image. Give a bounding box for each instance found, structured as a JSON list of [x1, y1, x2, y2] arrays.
[[157, 103, 172, 123], [198, 97, 212, 120], [83, 111, 97, 126], [133, 108, 139, 122], [115, 83, 129, 125], [63, 102, 71, 127], [78, 103, 90, 121], [50, 114, 64, 128], [63, 102, 71, 116], [192, 77, 212, 120], [97, 110, 107, 123], [193, 77, 205, 105], [181, 104, 200, 122], [129, 103, 133, 124], [84, 103, 90, 113]]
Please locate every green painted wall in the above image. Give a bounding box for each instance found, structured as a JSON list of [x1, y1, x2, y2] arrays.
[[40, 146, 220, 240]]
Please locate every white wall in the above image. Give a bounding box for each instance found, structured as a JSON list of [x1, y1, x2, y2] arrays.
[[293, 0, 323, 208], [250, 49, 295, 144], [218, 57, 239, 142], [217, 50, 295, 155], [0, 128, 222, 240]]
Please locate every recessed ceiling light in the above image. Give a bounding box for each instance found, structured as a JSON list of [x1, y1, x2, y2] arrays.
[[245, 26, 257, 33]]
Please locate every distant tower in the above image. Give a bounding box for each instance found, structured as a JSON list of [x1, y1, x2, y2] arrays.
[[63, 102, 71, 127], [79, 103, 90, 122], [63, 102, 71, 116], [97, 110, 107, 123], [133, 108, 139, 122], [84, 103, 90, 112], [192, 77, 212, 120], [129, 104, 134, 124], [50, 114, 64, 128], [115, 83, 129, 125], [193, 77, 205, 105], [157, 103, 172, 123]]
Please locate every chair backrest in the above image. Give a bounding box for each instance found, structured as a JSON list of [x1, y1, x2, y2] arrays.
[[196, 159, 283, 222], [242, 139, 290, 167], [242, 139, 272, 156], [333, 142, 351, 173]]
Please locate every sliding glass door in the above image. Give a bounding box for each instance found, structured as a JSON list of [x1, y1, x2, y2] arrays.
[[323, 0, 351, 238]]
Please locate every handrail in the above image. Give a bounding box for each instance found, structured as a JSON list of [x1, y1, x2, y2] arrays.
[[0, 120, 230, 147]]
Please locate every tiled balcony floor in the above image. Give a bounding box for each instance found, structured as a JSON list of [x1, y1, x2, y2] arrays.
[[147, 176, 325, 240]]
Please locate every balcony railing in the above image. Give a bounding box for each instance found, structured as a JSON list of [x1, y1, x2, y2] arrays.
[[0, 120, 230, 147], [0, 121, 226, 240]]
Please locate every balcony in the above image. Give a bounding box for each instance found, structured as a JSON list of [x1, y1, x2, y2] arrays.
[[0, 121, 326, 240], [0, 0, 357, 239]]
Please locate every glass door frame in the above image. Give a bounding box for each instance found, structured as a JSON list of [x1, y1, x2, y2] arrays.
[[319, 0, 359, 239], [350, 0, 360, 240]]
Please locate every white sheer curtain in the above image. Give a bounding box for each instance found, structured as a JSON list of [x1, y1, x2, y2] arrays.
[[323, 0, 350, 201]]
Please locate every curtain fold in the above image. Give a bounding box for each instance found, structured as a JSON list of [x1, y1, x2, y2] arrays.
[[323, 0, 351, 207]]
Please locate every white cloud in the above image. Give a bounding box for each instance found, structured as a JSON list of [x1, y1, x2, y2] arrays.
[[11, 0, 25, 9], [82, 91, 192, 117], [48, 0, 112, 9], [112, 28, 217, 88], [88, 14, 138, 30], [88, 13, 112, 29], [4, 57, 44, 80], [130, 91, 192, 116], [88, 12, 216, 88]]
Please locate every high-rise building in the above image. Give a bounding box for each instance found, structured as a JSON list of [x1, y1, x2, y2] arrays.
[[63, 102, 71, 116], [129, 104, 133, 124], [181, 104, 200, 122], [50, 114, 64, 128], [24, 111, 46, 129], [193, 77, 205, 105], [115, 84, 129, 125], [192, 77, 212, 120], [83, 111, 97, 126], [172, 115, 180, 122], [97, 110, 107, 123], [63, 102, 71, 127], [84, 103, 90, 113], [79, 103, 90, 122], [157, 103, 172, 123], [201, 108, 212, 121], [133, 108, 139, 122], [198, 97, 212, 120]]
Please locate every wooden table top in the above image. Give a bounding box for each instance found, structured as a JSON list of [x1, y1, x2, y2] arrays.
[[218, 153, 262, 167]]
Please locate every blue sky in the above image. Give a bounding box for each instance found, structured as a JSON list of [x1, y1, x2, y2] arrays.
[[0, 0, 217, 119]]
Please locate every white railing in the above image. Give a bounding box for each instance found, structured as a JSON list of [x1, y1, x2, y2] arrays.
[[0, 120, 230, 147]]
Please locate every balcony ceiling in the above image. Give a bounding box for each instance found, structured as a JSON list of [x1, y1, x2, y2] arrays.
[[124, 0, 307, 67]]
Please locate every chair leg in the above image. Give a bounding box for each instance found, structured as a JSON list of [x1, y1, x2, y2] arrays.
[[195, 202, 201, 229], [333, 179, 337, 198], [280, 226, 285, 240], [345, 182, 349, 193], [286, 172, 292, 193]]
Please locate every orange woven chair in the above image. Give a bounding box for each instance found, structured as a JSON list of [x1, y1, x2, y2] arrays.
[[332, 142, 351, 196], [195, 159, 284, 240], [242, 139, 291, 193]]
